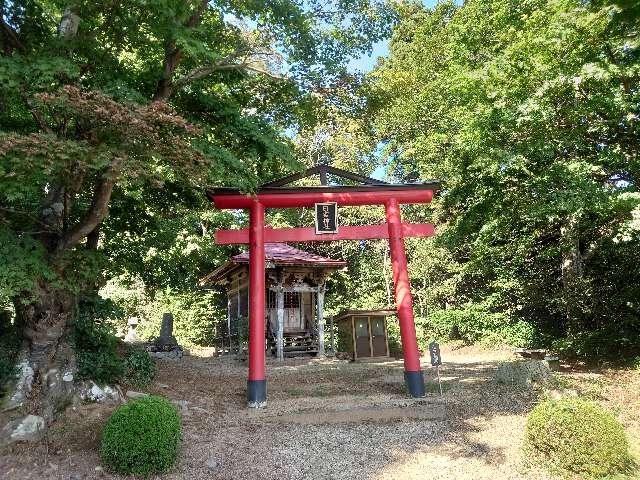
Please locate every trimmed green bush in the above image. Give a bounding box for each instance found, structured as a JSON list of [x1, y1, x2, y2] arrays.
[[524, 397, 633, 478], [101, 396, 181, 475]]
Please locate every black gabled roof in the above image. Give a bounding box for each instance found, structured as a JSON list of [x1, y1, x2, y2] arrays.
[[261, 164, 390, 187], [206, 165, 440, 200]]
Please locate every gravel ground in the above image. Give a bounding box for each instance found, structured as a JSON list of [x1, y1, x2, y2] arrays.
[[1, 346, 637, 480]]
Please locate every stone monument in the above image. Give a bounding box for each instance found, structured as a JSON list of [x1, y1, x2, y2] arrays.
[[148, 313, 183, 359]]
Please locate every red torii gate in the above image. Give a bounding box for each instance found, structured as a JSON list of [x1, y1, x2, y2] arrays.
[[209, 165, 439, 407]]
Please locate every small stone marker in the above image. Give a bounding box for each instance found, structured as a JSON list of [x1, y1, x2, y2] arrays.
[[429, 341, 443, 396], [429, 341, 442, 366], [148, 312, 184, 359]]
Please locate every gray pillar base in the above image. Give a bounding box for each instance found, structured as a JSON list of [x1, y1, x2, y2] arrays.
[[404, 370, 426, 398], [247, 379, 267, 408]]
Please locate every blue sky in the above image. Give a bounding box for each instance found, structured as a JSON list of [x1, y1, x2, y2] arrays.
[[346, 40, 390, 73]]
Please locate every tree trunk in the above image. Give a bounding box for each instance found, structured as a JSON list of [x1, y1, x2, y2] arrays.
[[560, 212, 584, 335], [9, 282, 77, 422]]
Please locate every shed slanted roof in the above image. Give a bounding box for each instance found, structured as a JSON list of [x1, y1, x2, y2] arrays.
[[333, 309, 397, 323], [232, 243, 346, 267]]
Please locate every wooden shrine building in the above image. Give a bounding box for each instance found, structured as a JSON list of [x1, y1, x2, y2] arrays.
[[202, 243, 346, 359]]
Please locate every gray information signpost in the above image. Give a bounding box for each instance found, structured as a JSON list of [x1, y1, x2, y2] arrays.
[[429, 341, 443, 396]]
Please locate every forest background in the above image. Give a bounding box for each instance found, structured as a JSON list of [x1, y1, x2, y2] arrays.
[[1, 0, 639, 402]]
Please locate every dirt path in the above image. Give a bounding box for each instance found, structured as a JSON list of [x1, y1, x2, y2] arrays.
[[1, 346, 636, 479]]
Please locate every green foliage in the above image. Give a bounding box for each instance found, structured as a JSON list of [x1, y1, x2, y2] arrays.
[[74, 297, 123, 353], [100, 396, 181, 476], [551, 327, 640, 361], [143, 290, 224, 348], [0, 0, 394, 383], [335, 322, 353, 354], [102, 280, 224, 348], [123, 347, 156, 388], [0, 310, 20, 397], [386, 318, 403, 357], [74, 297, 125, 384], [236, 315, 250, 349], [76, 350, 124, 386], [524, 398, 634, 478], [364, 0, 640, 358], [427, 305, 537, 347], [74, 296, 155, 386]]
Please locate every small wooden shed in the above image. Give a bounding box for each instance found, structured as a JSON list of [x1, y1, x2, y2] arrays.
[[333, 309, 395, 360]]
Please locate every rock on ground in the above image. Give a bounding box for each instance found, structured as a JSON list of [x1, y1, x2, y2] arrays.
[[494, 360, 553, 386], [0, 415, 45, 447], [78, 381, 123, 403], [2, 355, 34, 411]]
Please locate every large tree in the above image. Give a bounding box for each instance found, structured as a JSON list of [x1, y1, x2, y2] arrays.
[[0, 0, 395, 419], [366, 0, 640, 355]]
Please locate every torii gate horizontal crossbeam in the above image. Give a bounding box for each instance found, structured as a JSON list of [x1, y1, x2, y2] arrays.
[[215, 223, 435, 244], [209, 186, 434, 209]]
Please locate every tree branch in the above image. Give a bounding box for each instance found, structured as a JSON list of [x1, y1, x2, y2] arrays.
[[86, 225, 100, 251], [0, 15, 26, 54], [173, 56, 284, 89], [24, 97, 54, 134], [56, 164, 117, 252], [153, 0, 209, 101]]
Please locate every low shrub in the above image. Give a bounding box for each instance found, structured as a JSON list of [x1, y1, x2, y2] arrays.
[[123, 347, 156, 387], [74, 297, 155, 386], [77, 350, 125, 385], [523, 397, 633, 478], [551, 326, 640, 361], [427, 305, 537, 347], [101, 396, 181, 475]]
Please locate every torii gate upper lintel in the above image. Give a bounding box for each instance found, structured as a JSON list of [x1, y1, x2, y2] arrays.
[[208, 166, 440, 408]]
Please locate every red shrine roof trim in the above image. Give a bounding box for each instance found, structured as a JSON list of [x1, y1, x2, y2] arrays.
[[200, 243, 346, 285], [232, 243, 347, 267]]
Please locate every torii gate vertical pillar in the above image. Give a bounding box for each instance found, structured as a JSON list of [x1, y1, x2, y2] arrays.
[[248, 199, 267, 407], [385, 198, 426, 397]]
